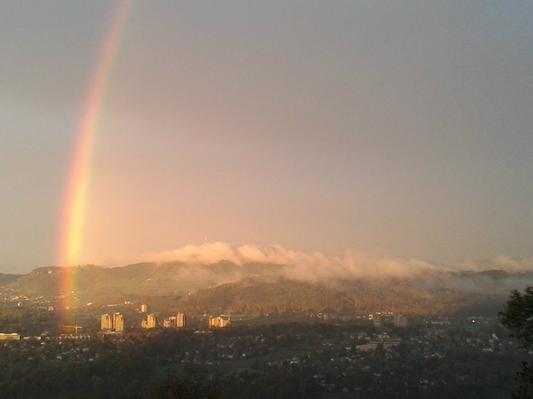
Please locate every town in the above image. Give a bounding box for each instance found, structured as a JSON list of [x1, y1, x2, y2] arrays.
[[98, 304, 231, 336], [0, 296, 529, 398]]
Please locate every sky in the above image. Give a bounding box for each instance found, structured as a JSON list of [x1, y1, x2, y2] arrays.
[[1, 1, 532, 272]]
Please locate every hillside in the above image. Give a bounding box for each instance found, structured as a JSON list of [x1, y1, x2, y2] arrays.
[[6, 262, 284, 300], [176, 277, 500, 316], [3, 262, 532, 315], [0, 272, 21, 285]]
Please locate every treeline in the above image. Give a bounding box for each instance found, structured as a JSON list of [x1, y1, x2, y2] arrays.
[[0, 307, 60, 335]]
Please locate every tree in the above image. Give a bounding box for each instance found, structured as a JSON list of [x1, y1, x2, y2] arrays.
[[500, 287, 533, 399]]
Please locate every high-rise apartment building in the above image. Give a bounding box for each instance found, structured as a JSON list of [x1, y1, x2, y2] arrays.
[[161, 313, 186, 329], [141, 313, 157, 329], [113, 313, 125, 332], [162, 317, 176, 328], [101, 314, 113, 330], [176, 313, 186, 328], [101, 313, 125, 332], [208, 315, 231, 328]]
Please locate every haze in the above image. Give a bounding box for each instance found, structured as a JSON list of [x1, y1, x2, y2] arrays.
[[1, 1, 533, 272]]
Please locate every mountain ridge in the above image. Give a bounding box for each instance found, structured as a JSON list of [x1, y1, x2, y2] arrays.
[[2, 262, 531, 316]]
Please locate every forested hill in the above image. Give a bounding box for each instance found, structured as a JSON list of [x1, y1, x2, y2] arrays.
[[2, 262, 532, 316]]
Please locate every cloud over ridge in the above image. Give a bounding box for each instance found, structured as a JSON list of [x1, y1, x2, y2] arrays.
[[134, 243, 533, 276], [115, 242, 436, 281], [87, 242, 533, 288]]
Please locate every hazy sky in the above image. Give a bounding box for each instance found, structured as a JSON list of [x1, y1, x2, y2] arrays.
[[1, 1, 532, 272]]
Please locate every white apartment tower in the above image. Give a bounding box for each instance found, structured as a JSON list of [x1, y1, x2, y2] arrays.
[[100, 314, 113, 330], [113, 313, 125, 332], [141, 313, 157, 329], [176, 313, 186, 328], [101, 313, 125, 332], [208, 315, 231, 328]]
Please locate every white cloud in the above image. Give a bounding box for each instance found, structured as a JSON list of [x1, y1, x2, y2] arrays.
[[119, 242, 436, 280], [94, 243, 533, 283]]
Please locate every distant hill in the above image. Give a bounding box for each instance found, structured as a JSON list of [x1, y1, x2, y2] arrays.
[[3, 262, 533, 316], [175, 277, 501, 316], [5, 262, 284, 301], [0, 272, 21, 285]]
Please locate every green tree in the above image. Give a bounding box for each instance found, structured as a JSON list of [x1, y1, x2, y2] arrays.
[[500, 287, 533, 399]]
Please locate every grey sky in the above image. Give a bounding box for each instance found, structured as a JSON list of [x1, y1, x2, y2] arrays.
[[1, 1, 532, 272]]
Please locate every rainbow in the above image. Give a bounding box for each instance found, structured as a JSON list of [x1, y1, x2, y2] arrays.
[[58, 1, 131, 309]]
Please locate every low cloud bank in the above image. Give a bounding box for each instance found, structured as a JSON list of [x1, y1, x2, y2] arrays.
[[458, 256, 533, 273], [132, 242, 436, 281], [98, 243, 533, 283]]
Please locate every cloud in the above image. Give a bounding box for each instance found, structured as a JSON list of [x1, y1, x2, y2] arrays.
[[94, 243, 533, 284], [119, 242, 436, 281], [458, 256, 533, 273]]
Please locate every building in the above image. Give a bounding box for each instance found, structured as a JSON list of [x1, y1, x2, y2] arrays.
[[176, 313, 186, 328], [208, 315, 231, 328], [163, 317, 176, 328], [113, 313, 125, 332], [393, 315, 408, 328], [0, 333, 20, 341], [161, 313, 186, 329], [140, 304, 148, 313], [147, 313, 157, 328], [101, 313, 125, 332], [141, 313, 157, 329], [59, 325, 83, 334], [372, 316, 383, 329], [101, 313, 113, 330]]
